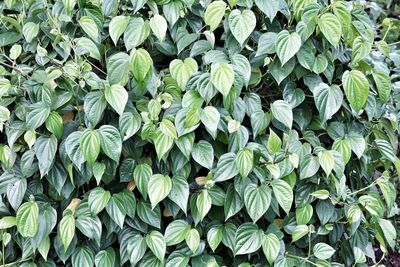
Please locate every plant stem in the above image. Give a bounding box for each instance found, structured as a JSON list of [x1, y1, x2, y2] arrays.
[[286, 253, 319, 267], [347, 182, 376, 197], [2, 231, 5, 267]]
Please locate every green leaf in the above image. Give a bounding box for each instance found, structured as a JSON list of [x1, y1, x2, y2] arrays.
[[71, 246, 94, 267], [228, 9, 256, 45], [105, 192, 126, 228], [191, 141, 214, 169], [244, 184, 271, 222], [128, 234, 147, 265], [150, 14, 168, 42], [45, 111, 64, 139], [168, 175, 189, 214], [214, 153, 240, 182], [262, 233, 280, 265], [318, 150, 334, 176], [235, 148, 254, 178], [154, 131, 174, 160], [276, 30, 302, 65], [346, 132, 365, 158], [170, 58, 198, 90], [134, 163, 152, 199], [353, 247, 366, 264], [376, 175, 396, 210], [267, 129, 281, 154], [372, 70, 391, 102], [313, 243, 335, 260], [255, 0, 280, 22], [313, 83, 343, 121], [0, 78, 11, 97], [80, 129, 101, 165], [59, 211, 75, 251], [107, 52, 130, 85], [148, 174, 172, 209], [318, 13, 342, 46], [0, 216, 16, 230], [234, 223, 263, 255], [292, 224, 309, 242], [159, 119, 178, 139], [88, 187, 111, 216], [271, 100, 293, 128], [38, 236, 50, 261], [352, 36, 371, 64], [378, 218, 396, 250], [196, 190, 212, 221], [23, 22, 39, 42], [165, 220, 190, 246], [296, 204, 313, 225], [26, 102, 51, 130], [210, 63, 235, 96], [145, 231, 166, 261], [342, 70, 369, 112], [98, 125, 122, 162], [79, 16, 99, 41], [200, 106, 220, 139], [205, 1, 226, 31], [104, 84, 128, 115], [34, 135, 58, 177], [207, 226, 223, 251], [130, 48, 153, 83], [271, 179, 293, 214], [95, 248, 116, 267], [119, 112, 142, 141], [185, 228, 200, 252], [256, 32, 277, 56], [332, 138, 352, 164], [124, 17, 150, 51], [76, 37, 100, 60], [313, 54, 328, 74], [16, 201, 39, 238], [7, 178, 26, 211], [109, 16, 129, 45]]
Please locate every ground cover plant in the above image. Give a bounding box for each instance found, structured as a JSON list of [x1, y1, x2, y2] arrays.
[[0, 0, 399, 266]]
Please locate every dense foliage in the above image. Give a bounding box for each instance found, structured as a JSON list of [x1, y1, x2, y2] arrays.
[[0, 0, 399, 266]]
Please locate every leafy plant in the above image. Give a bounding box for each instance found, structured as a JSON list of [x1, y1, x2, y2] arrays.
[[0, 0, 399, 266]]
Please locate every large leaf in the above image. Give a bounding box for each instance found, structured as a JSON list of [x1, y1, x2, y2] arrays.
[[342, 70, 369, 112], [244, 184, 271, 222], [228, 9, 256, 45], [271, 100, 293, 128], [88, 187, 111, 216], [124, 17, 150, 51], [109, 16, 129, 45], [98, 125, 122, 162], [271, 179, 293, 214], [318, 13, 342, 46], [313, 83, 343, 121], [148, 174, 172, 209], [210, 63, 234, 96], [16, 201, 39, 238], [276, 30, 302, 65], [191, 141, 214, 169], [104, 84, 128, 115], [234, 223, 263, 255], [205, 1, 227, 31], [170, 58, 198, 90], [35, 135, 58, 177], [80, 129, 100, 165]]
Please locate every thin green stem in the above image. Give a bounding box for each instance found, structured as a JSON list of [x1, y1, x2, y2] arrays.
[[382, 22, 391, 41], [347, 182, 376, 197], [286, 253, 319, 267], [2, 230, 5, 267]]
